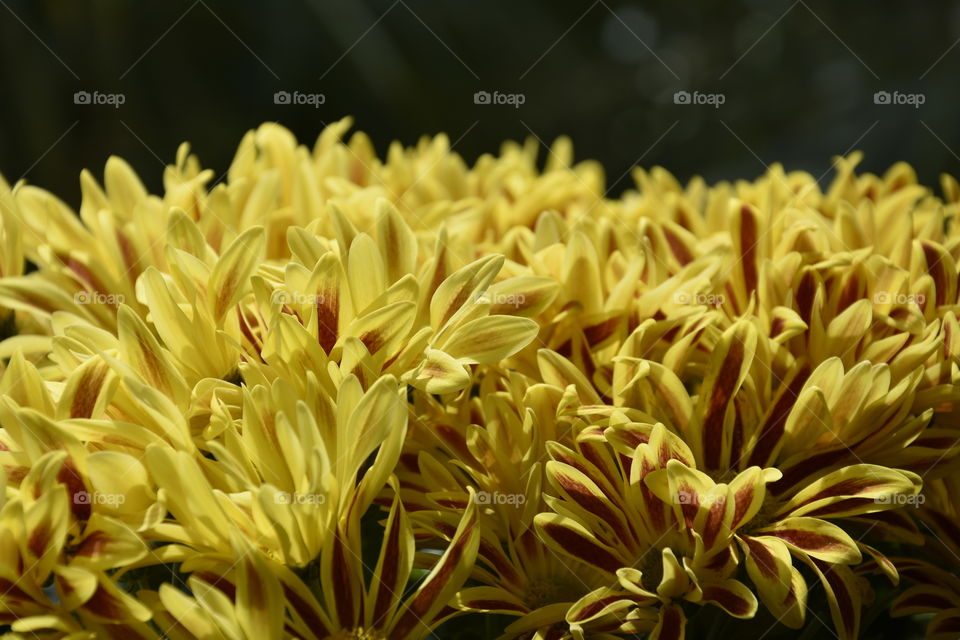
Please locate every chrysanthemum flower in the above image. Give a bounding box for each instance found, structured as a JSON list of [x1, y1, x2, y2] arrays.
[[2, 121, 959, 640], [600, 321, 927, 637], [0, 449, 153, 636], [397, 369, 613, 638], [883, 472, 960, 639], [150, 488, 480, 640]]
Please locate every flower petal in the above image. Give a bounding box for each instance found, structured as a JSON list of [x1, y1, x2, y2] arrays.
[[696, 322, 756, 471], [440, 315, 539, 365], [891, 585, 959, 617], [758, 516, 862, 564], [235, 545, 285, 640], [367, 493, 415, 629], [453, 586, 528, 615], [700, 579, 758, 619], [802, 557, 862, 640], [566, 587, 637, 624], [389, 491, 480, 640], [406, 348, 470, 394], [737, 535, 794, 617], [779, 464, 919, 518], [534, 513, 624, 575], [430, 254, 503, 332], [649, 604, 685, 640], [208, 226, 264, 323]]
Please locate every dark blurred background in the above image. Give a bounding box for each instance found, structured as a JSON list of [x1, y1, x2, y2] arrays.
[[1, 0, 960, 206]]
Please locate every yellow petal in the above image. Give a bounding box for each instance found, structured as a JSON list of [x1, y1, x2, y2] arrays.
[[406, 348, 470, 394], [440, 315, 539, 364]]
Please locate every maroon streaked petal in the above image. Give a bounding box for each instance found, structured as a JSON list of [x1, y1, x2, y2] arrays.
[[930, 612, 960, 636], [748, 368, 809, 468], [371, 496, 411, 627], [652, 604, 685, 640], [809, 558, 860, 640], [535, 515, 624, 575], [390, 501, 479, 640], [891, 586, 957, 616], [701, 580, 757, 618], [701, 332, 747, 471], [737, 204, 759, 296]]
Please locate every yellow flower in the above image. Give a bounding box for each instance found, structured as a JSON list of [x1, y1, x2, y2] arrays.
[[887, 472, 960, 639], [2, 120, 960, 639], [152, 488, 480, 640], [0, 450, 152, 636], [399, 370, 612, 638], [532, 425, 760, 639]]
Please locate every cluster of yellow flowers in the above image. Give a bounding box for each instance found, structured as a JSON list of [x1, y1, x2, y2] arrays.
[[1, 118, 959, 640]]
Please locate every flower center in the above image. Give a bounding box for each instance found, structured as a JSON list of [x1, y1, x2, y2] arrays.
[[525, 573, 591, 609], [637, 550, 666, 593], [738, 493, 780, 535]]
